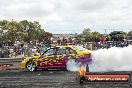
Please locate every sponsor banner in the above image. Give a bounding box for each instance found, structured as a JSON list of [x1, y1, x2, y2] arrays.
[[84, 74, 130, 83]]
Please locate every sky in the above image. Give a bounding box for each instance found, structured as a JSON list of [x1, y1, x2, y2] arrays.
[[0, 0, 132, 34]]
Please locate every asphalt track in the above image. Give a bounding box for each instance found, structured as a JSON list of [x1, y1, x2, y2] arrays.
[[0, 70, 132, 88]]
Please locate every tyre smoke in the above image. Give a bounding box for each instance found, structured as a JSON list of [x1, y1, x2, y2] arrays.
[[66, 59, 86, 71], [89, 45, 132, 72], [66, 45, 132, 72]]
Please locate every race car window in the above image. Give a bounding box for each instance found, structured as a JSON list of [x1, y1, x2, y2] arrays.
[[66, 48, 77, 54], [56, 48, 67, 55], [56, 47, 77, 55], [61, 48, 77, 54], [44, 48, 56, 56]]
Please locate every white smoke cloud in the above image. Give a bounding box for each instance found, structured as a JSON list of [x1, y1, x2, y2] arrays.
[[66, 59, 87, 71], [66, 59, 79, 71], [89, 45, 132, 72], [66, 45, 132, 72]]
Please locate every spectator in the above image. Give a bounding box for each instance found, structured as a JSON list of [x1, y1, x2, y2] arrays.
[[57, 37, 61, 45]]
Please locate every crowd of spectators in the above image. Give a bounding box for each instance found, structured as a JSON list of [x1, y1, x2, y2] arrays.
[[56, 37, 75, 46], [0, 36, 132, 58], [92, 41, 132, 50], [83, 36, 132, 50], [0, 43, 50, 58]]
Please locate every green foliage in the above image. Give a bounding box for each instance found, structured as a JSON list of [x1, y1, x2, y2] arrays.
[[91, 31, 103, 37], [80, 28, 103, 42], [75, 34, 83, 44], [109, 31, 126, 41], [128, 31, 132, 37], [81, 28, 92, 42], [0, 20, 48, 43], [82, 28, 91, 35]]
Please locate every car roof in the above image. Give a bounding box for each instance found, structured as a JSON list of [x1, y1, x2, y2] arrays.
[[56, 45, 74, 48]]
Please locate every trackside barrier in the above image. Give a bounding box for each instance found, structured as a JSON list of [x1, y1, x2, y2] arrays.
[[0, 58, 24, 70]]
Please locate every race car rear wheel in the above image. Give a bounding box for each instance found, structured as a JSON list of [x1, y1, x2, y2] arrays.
[[26, 60, 37, 71]]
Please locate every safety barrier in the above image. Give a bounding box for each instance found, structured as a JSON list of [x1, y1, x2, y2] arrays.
[[0, 58, 23, 63], [0, 58, 24, 70]]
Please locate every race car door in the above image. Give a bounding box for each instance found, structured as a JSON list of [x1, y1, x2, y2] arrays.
[[55, 47, 77, 67], [38, 48, 57, 68], [55, 47, 68, 67]]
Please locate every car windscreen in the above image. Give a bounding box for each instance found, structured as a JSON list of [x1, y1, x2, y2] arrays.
[[73, 45, 88, 51]]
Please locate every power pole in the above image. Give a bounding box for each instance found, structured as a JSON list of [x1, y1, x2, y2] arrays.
[[104, 29, 107, 34]]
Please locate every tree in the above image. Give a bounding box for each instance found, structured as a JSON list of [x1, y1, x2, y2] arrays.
[[75, 34, 83, 44], [25, 21, 45, 43], [91, 31, 102, 38], [82, 28, 94, 42], [128, 31, 132, 37], [109, 31, 127, 41], [0, 20, 18, 42], [0, 20, 47, 44], [82, 28, 91, 36]]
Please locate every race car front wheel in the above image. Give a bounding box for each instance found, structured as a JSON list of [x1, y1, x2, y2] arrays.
[[26, 60, 37, 71]]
